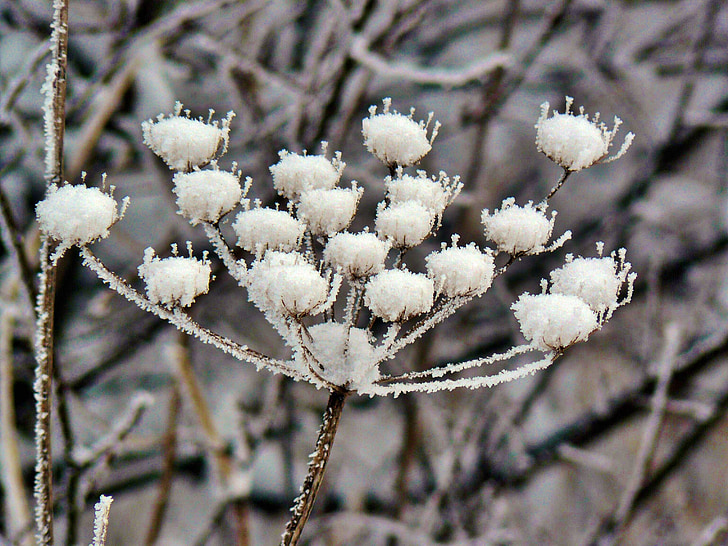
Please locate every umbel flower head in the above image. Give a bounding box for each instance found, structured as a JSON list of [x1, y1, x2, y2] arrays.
[[535, 96, 634, 172]]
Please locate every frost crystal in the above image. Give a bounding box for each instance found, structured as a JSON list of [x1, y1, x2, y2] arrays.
[[233, 208, 305, 255], [298, 186, 361, 235], [385, 171, 461, 215], [535, 96, 634, 171], [138, 247, 211, 307], [550, 256, 622, 313], [142, 102, 233, 171], [269, 151, 342, 199], [482, 198, 555, 254], [512, 293, 598, 351], [362, 98, 439, 167], [426, 244, 495, 297], [376, 201, 434, 248], [324, 232, 390, 278], [365, 269, 434, 322], [172, 169, 242, 224], [36, 183, 120, 257]]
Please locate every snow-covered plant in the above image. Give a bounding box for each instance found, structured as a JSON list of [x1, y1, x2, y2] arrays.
[[34, 96, 635, 545]]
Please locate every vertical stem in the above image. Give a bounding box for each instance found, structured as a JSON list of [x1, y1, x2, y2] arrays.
[[545, 168, 571, 201], [281, 389, 348, 546]]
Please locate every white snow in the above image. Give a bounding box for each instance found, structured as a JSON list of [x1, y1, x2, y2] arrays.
[[138, 247, 211, 307], [232, 208, 305, 255], [364, 269, 434, 322], [298, 185, 361, 235], [362, 98, 439, 167], [426, 243, 495, 297], [375, 201, 434, 248], [269, 151, 342, 199], [550, 256, 622, 313], [324, 232, 390, 278], [172, 169, 242, 224], [481, 198, 555, 254], [535, 96, 634, 171], [511, 293, 598, 351], [90, 495, 113, 546], [385, 171, 461, 214]]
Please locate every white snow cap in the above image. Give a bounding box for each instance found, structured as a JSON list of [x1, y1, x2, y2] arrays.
[[298, 185, 361, 235], [512, 293, 598, 351], [302, 322, 380, 389], [482, 198, 555, 254], [535, 96, 634, 171], [385, 171, 461, 215], [269, 150, 343, 199], [172, 168, 242, 224], [36, 183, 121, 257], [426, 243, 495, 297], [138, 247, 211, 307], [233, 207, 304, 255], [550, 256, 622, 313], [362, 98, 439, 167], [247, 252, 330, 317], [324, 232, 390, 278], [376, 200, 434, 248], [365, 269, 434, 322], [142, 102, 234, 171]]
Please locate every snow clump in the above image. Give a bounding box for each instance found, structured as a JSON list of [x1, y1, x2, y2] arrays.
[[362, 97, 439, 167], [324, 232, 390, 278], [269, 151, 343, 199], [481, 198, 558, 254], [298, 185, 362, 235], [376, 201, 434, 248], [511, 293, 598, 351], [138, 247, 211, 307], [535, 96, 634, 172], [36, 183, 122, 258], [365, 269, 434, 322], [233, 208, 305, 255], [142, 102, 233, 171], [385, 171, 461, 215], [426, 243, 495, 297], [172, 168, 242, 224]]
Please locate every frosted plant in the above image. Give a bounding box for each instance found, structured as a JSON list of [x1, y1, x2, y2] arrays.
[[35, 97, 635, 545]]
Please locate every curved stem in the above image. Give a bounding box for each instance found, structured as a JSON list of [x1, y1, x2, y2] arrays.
[[545, 168, 571, 201], [281, 389, 348, 546]]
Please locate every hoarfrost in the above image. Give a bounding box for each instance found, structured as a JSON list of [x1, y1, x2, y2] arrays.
[[298, 185, 361, 236], [426, 243, 495, 297], [269, 151, 342, 199], [138, 247, 211, 307], [233, 208, 305, 255], [376, 200, 434, 248], [365, 269, 434, 322], [172, 168, 242, 224], [324, 232, 390, 278], [481, 198, 555, 254]]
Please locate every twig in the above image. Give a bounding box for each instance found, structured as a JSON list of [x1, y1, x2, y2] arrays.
[[89, 495, 113, 546]]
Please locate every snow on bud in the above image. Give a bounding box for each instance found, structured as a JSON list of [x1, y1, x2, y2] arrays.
[[362, 97, 439, 167], [385, 171, 461, 215], [481, 198, 556, 255], [247, 252, 330, 317], [269, 150, 343, 199], [365, 269, 434, 322], [324, 232, 390, 278], [298, 184, 362, 236], [142, 102, 234, 171], [511, 293, 598, 351], [172, 168, 242, 225], [36, 182, 123, 259], [303, 322, 380, 389], [535, 96, 634, 171], [138, 245, 211, 307], [376, 201, 434, 248], [550, 256, 621, 313], [426, 242, 494, 297], [232, 207, 305, 256]]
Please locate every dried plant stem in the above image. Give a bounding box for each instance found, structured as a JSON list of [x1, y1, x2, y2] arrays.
[[545, 168, 571, 201], [281, 389, 348, 546]]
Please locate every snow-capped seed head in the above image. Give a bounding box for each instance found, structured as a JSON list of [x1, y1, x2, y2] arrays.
[[511, 293, 598, 351], [375, 201, 434, 248], [142, 102, 234, 171], [269, 150, 343, 199], [385, 171, 461, 215], [324, 232, 390, 278], [481, 198, 555, 255], [426, 243, 495, 297], [301, 322, 380, 389], [298, 185, 362, 236], [172, 168, 242, 225], [535, 96, 634, 172], [362, 98, 439, 167], [36, 183, 122, 259], [364, 269, 434, 322], [138, 247, 211, 307], [550, 256, 623, 313], [247, 252, 330, 317], [232, 207, 305, 256]]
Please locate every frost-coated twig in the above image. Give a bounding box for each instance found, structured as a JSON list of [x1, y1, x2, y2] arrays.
[[89, 495, 113, 546], [281, 389, 348, 546]]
